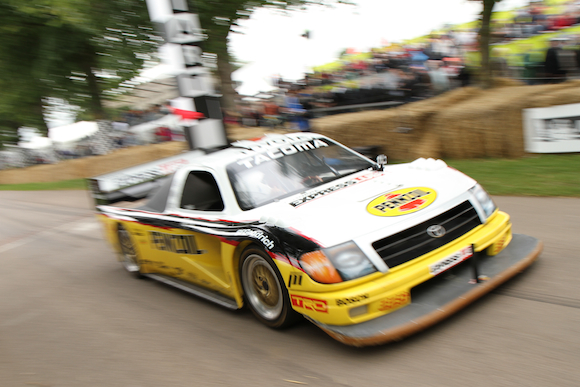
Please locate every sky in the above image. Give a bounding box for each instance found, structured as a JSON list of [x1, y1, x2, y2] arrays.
[[229, 0, 530, 94]]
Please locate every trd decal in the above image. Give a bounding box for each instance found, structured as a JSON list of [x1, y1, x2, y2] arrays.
[[288, 274, 303, 288], [378, 291, 411, 312], [290, 295, 328, 313], [149, 231, 204, 255]]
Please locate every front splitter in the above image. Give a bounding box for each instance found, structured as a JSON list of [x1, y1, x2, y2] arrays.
[[312, 233, 543, 347]]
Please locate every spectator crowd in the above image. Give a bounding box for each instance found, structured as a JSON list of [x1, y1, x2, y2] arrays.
[[230, 0, 580, 131]]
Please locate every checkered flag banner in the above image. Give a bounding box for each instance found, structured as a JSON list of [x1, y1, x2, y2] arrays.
[[90, 120, 118, 156], [0, 148, 29, 168]]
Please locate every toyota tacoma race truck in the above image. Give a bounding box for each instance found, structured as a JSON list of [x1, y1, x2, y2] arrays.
[[88, 132, 542, 346]]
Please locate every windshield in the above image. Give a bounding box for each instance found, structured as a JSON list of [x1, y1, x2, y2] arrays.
[[227, 139, 374, 210]]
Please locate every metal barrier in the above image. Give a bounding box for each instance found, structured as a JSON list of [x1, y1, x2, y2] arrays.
[[309, 101, 404, 118]]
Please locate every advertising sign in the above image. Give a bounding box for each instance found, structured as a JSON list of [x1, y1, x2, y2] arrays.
[[523, 103, 580, 153]]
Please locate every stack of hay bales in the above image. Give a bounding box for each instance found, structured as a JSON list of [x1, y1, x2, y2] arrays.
[[312, 80, 580, 160], [0, 141, 188, 185]]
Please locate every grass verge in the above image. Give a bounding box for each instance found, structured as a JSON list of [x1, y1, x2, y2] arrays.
[[446, 154, 580, 197], [0, 154, 578, 197], [0, 179, 86, 191]]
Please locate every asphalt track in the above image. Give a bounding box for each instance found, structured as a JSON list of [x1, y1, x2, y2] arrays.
[[1, 190, 579, 387]]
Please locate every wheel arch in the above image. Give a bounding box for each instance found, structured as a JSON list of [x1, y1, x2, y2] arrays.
[[237, 243, 300, 328]]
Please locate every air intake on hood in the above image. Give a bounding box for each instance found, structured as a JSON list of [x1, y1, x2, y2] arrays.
[[372, 201, 481, 268]]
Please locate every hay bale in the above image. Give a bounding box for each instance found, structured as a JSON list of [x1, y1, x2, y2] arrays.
[[313, 86, 483, 160], [492, 78, 526, 88], [0, 141, 188, 185]]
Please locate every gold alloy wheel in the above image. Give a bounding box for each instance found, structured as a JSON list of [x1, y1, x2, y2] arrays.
[[252, 263, 280, 307], [241, 252, 283, 321]]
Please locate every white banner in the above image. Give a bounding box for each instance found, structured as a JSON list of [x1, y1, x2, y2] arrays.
[[523, 103, 580, 153]]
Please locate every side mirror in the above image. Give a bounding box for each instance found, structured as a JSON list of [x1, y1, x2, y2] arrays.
[[375, 154, 387, 171]]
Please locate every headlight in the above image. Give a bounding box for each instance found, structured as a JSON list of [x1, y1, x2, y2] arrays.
[[300, 242, 377, 284], [470, 184, 496, 220]]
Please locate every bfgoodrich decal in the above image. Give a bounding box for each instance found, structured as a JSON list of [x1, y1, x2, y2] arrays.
[[367, 187, 437, 217], [235, 229, 275, 249]]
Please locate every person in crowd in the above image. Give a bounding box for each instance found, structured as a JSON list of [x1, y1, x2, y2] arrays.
[[427, 60, 451, 95], [544, 38, 566, 82]]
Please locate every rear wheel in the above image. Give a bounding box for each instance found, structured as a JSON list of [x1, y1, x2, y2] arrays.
[[240, 246, 299, 328], [118, 225, 142, 278]]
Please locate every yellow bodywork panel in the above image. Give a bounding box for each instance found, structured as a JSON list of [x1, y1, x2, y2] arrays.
[[97, 213, 242, 305], [276, 210, 512, 326], [99, 209, 512, 327]]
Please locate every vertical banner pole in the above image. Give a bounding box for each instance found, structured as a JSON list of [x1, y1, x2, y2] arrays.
[[145, 0, 228, 151]]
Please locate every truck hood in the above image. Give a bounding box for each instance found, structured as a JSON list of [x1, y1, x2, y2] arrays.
[[253, 160, 477, 247]]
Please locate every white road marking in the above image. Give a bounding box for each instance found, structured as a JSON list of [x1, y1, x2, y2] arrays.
[[0, 238, 31, 254], [0, 217, 98, 255]]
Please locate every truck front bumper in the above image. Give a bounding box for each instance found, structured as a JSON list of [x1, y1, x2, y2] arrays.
[[310, 233, 542, 347]]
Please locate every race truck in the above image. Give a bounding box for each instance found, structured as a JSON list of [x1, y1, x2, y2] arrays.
[[88, 132, 542, 346]]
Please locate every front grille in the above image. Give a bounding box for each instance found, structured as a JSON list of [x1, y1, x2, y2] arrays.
[[372, 201, 482, 268]]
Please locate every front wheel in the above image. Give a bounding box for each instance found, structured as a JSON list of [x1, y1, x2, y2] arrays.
[[240, 246, 299, 328]]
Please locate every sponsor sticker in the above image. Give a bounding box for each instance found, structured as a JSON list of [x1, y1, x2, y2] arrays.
[[336, 294, 369, 307], [235, 229, 275, 250], [429, 245, 473, 276], [235, 138, 329, 169], [290, 173, 375, 207], [378, 291, 411, 312], [367, 187, 437, 216], [287, 274, 303, 288], [290, 295, 328, 313], [149, 231, 204, 255], [114, 158, 190, 189]]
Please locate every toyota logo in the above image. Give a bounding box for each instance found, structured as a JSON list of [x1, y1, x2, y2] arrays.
[[427, 225, 446, 238]]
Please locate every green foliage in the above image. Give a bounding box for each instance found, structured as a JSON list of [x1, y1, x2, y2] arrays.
[[0, 0, 347, 137], [0, 0, 159, 137]]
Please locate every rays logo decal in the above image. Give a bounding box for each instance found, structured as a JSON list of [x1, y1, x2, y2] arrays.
[[367, 187, 437, 217]]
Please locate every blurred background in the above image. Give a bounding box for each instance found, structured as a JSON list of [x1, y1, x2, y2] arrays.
[[1, 0, 580, 171]]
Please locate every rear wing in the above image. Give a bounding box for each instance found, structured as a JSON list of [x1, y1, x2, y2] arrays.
[[87, 150, 205, 206]]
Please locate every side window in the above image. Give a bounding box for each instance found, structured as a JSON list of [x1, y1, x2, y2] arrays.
[[180, 171, 224, 211]]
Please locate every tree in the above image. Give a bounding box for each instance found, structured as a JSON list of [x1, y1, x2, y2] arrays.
[[0, 0, 159, 140], [471, 0, 503, 88], [0, 0, 347, 144], [193, 0, 350, 110]]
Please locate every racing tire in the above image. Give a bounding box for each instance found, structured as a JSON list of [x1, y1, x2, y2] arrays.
[[117, 225, 143, 279], [240, 246, 300, 329]]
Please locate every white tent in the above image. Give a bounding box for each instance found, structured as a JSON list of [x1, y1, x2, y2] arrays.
[[18, 136, 53, 150], [49, 121, 99, 144]]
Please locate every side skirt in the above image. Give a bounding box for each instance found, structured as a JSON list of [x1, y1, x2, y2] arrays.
[[143, 273, 239, 310]]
